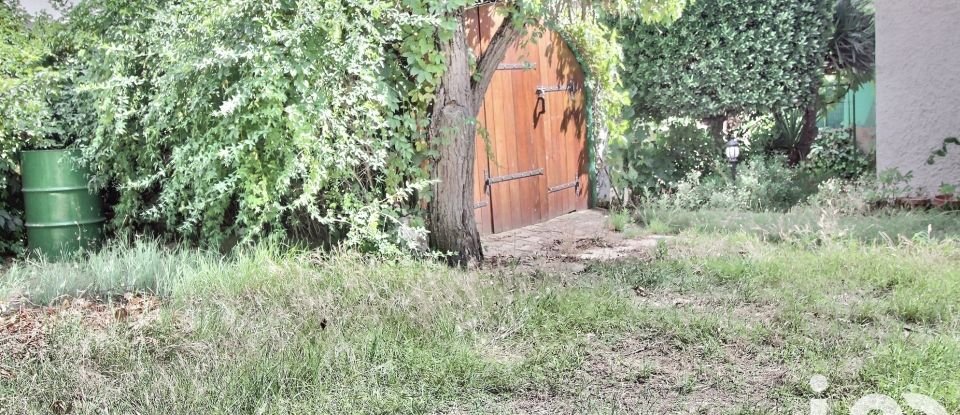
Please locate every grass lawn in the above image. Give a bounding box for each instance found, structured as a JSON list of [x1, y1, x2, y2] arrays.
[[1, 211, 958, 414], [639, 207, 960, 243]]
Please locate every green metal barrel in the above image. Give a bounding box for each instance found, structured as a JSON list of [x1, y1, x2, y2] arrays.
[[21, 149, 104, 259]]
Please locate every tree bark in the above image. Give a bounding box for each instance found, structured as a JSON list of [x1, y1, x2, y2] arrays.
[[472, 13, 519, 107], [428, 11, 482, 266], [427, 9, 521, 266], [790, 78, 822, 166], [703, 115, 729, 148]]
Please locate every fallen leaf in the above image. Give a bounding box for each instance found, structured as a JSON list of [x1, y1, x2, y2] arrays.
[[50, 399, 73, 415], [114, 307, 129, 321]]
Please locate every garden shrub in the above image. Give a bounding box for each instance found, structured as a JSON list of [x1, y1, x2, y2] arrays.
[[51, 0, 475, 252], [0, 2, 61, 254], [804, 177, 875, 215], [805, 127, 874, 179], [610, 0, 845, 211], [608, 118, 721, 193], [618, 0, 831, 122], [659, 156, 821, 212]]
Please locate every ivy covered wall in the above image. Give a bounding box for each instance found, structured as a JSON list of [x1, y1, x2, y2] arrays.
[[619, 0, 831, 122], [23, 0, 474, 253], [0, 1, 60, 254], [0, 0, 639, 254]]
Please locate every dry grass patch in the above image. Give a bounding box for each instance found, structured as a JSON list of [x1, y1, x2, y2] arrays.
[[1, 229, 958, 414]]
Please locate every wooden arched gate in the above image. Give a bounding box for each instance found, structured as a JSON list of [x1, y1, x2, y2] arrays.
[[466, 5, 589, 235]]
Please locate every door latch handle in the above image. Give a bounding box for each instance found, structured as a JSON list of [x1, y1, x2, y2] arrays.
[[535, 82, 575, 96]]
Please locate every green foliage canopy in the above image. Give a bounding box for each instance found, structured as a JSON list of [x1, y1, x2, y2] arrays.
[[0, 0, 688, 254], [619, 0, 832, 121], [0, 1, 61, 253], [56, 0, 687, 250], [58, 0, 472, 250]]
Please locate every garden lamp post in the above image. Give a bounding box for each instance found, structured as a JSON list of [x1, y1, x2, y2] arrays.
[[725, 138, 741, 182]]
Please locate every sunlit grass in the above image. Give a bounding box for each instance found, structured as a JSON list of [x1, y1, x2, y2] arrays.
[[638, 206, 960, 243]]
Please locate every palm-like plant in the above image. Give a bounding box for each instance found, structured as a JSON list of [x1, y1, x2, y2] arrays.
[[826, 0, 875, 85], [791, 0, 875, 164], [824, 0, 875, 104]]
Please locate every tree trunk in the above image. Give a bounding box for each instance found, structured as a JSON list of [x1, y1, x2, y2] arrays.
[[703, 115, 728, 148], [790, 78, 822, 165], [427, 9, 520, 266], [428, 12, 483, 266]]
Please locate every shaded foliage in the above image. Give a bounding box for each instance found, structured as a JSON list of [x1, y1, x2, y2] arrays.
[[806, 127, 873, 179], [608, 118, 720, 193]]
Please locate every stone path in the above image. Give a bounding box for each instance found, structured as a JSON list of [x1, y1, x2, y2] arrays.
[[482, 210, 667, 260]]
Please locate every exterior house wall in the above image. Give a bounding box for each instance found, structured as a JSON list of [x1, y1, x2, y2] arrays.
[[20, 0, 64, 17], [876, 0, 960, 195]]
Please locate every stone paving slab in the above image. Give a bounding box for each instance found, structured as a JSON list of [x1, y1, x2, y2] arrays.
[[482, 210, 667, 260]]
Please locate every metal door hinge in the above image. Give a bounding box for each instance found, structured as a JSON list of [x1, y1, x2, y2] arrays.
[[486, 168, 544, 187], [548, 176, 581, 195]]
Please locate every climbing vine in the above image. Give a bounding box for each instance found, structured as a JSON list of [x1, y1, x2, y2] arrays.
[[556, 20, 631, 203], [0, 0, 682, 255], [55, 0, 471, 251], [549, 0, 691, 204], [0, 1, 61, 254]]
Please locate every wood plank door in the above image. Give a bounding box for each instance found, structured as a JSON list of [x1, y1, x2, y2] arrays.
[[465, 8, 494, 235], [469, 5, 588, 235], [538, 30, 589, 221]]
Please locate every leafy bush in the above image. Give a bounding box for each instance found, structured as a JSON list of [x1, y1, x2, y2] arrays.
[[608, 118, 721, 193], [0, 2, 61, 254], [804, 177, 874, 214], [51, 0, 472, 251], [805, 127, 873, 179], [609, 116, 874, 215], [619, 0, 831, 122], [656, 156, 820, 212]]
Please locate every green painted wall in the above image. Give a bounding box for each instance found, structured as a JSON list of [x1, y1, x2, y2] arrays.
[[820, 81, 876, 129]]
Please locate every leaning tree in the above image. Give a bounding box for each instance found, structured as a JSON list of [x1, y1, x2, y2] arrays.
[[427, 0, 689, 265]]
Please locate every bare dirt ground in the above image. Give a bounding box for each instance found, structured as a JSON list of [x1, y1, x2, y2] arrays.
[[482, 210, 669, 262]]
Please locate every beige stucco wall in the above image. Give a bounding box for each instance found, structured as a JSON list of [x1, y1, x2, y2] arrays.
[[19, 0, 63, 17], [876, 0, 960, 195]]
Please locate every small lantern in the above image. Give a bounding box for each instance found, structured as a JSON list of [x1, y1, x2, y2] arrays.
[[725, 138, 741, 181]]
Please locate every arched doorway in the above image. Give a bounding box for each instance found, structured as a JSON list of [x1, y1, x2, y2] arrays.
[[466, 5, 589, 235]]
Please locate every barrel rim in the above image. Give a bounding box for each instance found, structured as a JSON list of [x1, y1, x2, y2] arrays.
[[25, 217, 107, 228], [21, 148, 81, 154], [21, 185, 93, 193]]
